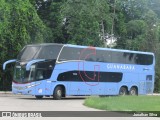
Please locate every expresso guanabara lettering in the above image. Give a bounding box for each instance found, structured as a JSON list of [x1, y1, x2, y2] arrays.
[[107, 64, 135, 70]]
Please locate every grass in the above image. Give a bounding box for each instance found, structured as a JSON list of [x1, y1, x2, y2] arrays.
[[84, 96, 160, 111]]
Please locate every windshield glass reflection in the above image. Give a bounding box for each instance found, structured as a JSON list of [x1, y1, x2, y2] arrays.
[[14, 65, 35, 83]]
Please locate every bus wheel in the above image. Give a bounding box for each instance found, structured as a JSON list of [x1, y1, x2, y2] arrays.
[[119, 87, 128, 96], [129, 87, 138, 96], [35, 95, 43, 99], [53, 86, 63, 100]]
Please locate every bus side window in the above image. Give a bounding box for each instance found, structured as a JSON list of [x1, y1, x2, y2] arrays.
[[112, 52, 126, 64], [125, 53, 136, 64], [136, 54, 153, 65], [81, 48, 96, 62], [36, 69, 44, 80], [96, 54, 104, 62], [96, 50, 111, 63], [105, 50, 112, 62]]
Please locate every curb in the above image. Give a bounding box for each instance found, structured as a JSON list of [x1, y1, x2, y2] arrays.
[[0, 91, 12, 94], [148, 93, 160, 96]]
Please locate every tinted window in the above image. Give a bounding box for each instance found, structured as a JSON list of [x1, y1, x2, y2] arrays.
[[124, 53, 136, 64], [135, 54, 153, 65], [17, 46, 40, 60], [57, 70, 122, 82], [111, 52, 126, 63], [35, 60, 56, 80], [37, 45, 62, 59], [58, 47, 81, 61], [58, 47, 153, 65], [96, 50, 111, 62], [80, 48, 97, 61]]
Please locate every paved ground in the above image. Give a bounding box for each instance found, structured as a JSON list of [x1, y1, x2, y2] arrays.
[[0, 93, 159, 120], [0, 94, 96, 111]]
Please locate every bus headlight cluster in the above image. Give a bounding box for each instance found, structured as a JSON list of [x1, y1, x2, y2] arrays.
[[25, 83, 41, 89], [13, 86, 25, 90]]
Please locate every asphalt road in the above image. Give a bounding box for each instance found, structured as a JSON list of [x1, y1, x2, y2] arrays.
[[0, 94, 96, 111], [0, 93, 159, 120]]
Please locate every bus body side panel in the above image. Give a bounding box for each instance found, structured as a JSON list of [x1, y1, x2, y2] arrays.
[[50, 61, 150, 96], [12, 61, 155, 96]]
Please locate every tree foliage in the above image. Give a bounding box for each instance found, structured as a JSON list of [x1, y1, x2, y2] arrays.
[[0, 0, 51, 90], [61, 0, 112, 46]]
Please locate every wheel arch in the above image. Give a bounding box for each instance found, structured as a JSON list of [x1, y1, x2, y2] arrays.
[[119, 85, 129, 95], [119, 85, 129, 92], [54, 84, 66, 97]]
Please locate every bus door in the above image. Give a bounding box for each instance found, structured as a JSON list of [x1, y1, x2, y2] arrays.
[[34, 62, 52, 96], [34, 68, 46, 95]]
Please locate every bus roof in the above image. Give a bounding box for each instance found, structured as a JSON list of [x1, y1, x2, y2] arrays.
[[26, 43, 63, 47], [25, 43, 154, 56]]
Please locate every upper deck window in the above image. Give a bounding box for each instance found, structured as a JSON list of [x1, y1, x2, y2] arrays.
[[17, 44, 63, 61], [17, 46, 40, 60], [59, 46, 153, 65], [37, 45, 62, 60], [58, 47, 82, 61]]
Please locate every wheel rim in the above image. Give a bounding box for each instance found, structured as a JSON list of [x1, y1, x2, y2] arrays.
[[130, 89, 136, 95], [122, 92, 125, 95], [57, 90, 62, 97], [120, 88, 126, 95], [120, 90, 125, 95]]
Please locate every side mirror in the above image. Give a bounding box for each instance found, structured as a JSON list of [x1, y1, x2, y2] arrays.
[[3, 59, 17, 70]]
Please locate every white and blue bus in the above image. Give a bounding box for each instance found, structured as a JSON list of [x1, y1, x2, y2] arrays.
[[3, 43, 155, 99]]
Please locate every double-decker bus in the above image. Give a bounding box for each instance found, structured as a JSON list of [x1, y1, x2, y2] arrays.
[[3, 43, 155, 99]]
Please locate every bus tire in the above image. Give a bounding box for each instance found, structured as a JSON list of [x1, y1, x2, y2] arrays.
[[53, 86, 63, 100], [35, 95, 43, 99], [129, 87, 138, 96], [119, 87, 128, 96]]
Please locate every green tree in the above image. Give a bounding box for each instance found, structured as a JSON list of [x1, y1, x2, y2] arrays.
[[30, 0, 66, 43], [0, 0, 51, 90], [148, 0, 160, 18], [61, 0, 112, 46], [120, 0, 149, 20], [125, 20, 147, 50], [109, 0, 127, 48]]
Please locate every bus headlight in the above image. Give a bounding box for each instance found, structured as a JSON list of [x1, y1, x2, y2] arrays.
[[25, 82, 41, 89]]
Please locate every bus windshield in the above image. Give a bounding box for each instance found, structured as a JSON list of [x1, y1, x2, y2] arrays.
[[17, 46, 40, 60], [17, 45, 63, 60], [14, 65, 36, 83]]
